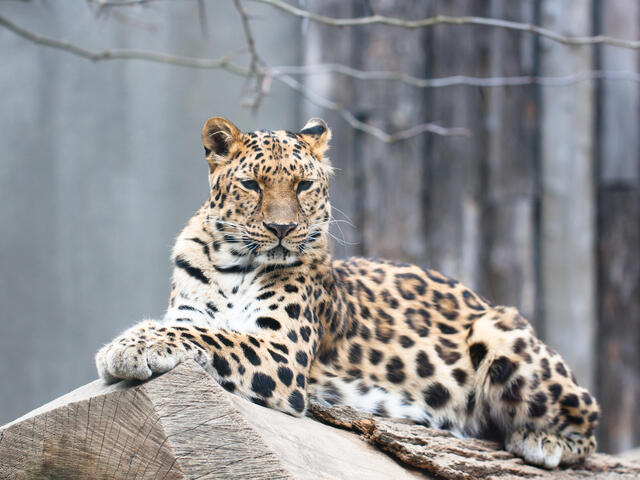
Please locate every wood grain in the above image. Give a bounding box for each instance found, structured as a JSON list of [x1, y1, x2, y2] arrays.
[[0, 361, 424, 479]]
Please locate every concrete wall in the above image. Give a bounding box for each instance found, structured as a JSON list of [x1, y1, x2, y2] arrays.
[[0, 1, 301, 425]]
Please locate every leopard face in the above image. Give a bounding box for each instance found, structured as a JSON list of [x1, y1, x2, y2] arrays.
[[201, 117, 333, 267]]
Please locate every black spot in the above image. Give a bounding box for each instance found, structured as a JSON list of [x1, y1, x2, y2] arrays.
[[271, 342, 289, 354], [288, 390, 305, 413], [215, 333, 234, 347], [360, 324, 371, 340], [241, 342, 261, 366], [373, 402, 389, 417], [220, 381, 236, 392], [248, 336, 260, 348], [322, 381, 343, 405], [466, 392, 476, 414], [528, 392, 548, 417], [424, 382, 451, 409], [560, 394, 580, 408], [437, 323, 458, 335], [469, 343, 488, 370], [285, 303, 301, 319], [257, 291, 276, 300], [489, 356, 517, 384], [287, 330, 298, 342], [581, 392, 593, 405], [256, 316, 281, 330], [385, 356, 406, 384], [200, 335, 221, 349], [566, 414, 584, 425], [435, 345, 461, 365], [440, 419, 453, 430], [268, 349, 287, 363], [212, 353, 231, 377], [399, 335, 415, 348], [549, 383, 563, 402], [277, 366, 293, 386], [555, 362, 568, 377], [462, 290, 485, 310], [177, 304, 198, 312], [296, 351, 308, 367], [296, 373, 305, 388], [251, 373, 276, 397], [541, 358, 551, 380], [512, 338, 527, 355], [369, 349, 383, 365], [501, 376, 525, 403], [452, 368, 468, 386], [174, 256, 210, 284], [349, 344, 363, 364], [284, 284, 299, 293], [251, 397, 268, 407], [416, 351, 435, 378], [299, 326, 311, 342]]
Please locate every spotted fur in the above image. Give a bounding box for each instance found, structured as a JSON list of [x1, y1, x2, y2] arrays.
[[96, 116, 599, 468]]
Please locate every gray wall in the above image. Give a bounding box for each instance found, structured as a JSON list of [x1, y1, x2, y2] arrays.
[[0, 1, 300, 425]]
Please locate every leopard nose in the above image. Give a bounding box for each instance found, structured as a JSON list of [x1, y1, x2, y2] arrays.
[[264, 222, 297, 239]]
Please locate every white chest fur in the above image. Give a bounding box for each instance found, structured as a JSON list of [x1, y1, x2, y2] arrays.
[[165, 269, 279, 334]]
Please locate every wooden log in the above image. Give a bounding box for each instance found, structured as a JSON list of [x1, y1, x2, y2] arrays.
[[0, 361, 422, 480], [311, 404, 640, 480], [2, 360, 639, 479]]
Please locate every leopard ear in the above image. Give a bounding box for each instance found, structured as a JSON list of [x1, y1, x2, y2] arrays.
[[299, 118, 332, 158], [201, 117, 242, 170]]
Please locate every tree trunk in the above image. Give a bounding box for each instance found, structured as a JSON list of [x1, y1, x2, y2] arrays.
[[595, 0, 640, 453]]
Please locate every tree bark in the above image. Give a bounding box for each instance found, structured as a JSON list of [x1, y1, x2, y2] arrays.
[[2, 361, 638, 479], [595, 0, 640, 454]]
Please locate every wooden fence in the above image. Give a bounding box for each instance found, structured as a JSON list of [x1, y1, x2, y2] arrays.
[[302, 0, 640, 453]]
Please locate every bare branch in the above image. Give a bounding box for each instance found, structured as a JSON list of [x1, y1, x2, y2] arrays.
[[273, 64, 640, 88], [233, 0, 267, 111], [86, 0, 153, 6], [276, 75, 470, 142], [249, 0, 640, 50], [0, 13, 466, 141], [0, 14, 250, 76]]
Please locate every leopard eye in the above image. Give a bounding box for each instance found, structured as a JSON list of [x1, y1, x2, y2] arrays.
[[297, 180, 313, 193], [241, 180, 260, 192]]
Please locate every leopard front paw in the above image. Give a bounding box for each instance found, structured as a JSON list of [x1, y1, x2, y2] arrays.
[[506, 427, 594, 469], [95, 321, 207, 383]]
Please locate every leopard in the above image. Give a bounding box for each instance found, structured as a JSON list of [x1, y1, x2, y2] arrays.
[[96, 116, 599, 469]]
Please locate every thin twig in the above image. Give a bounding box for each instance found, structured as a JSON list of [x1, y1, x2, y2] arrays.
[[0, 14, 250, 76], [249, 0, 640, 50], [86, 0, 153, 6], [276, 74, 470, 142], [233, 0, 267, 111], [273, 64, 640, 88], [0, 13, 466, 140]]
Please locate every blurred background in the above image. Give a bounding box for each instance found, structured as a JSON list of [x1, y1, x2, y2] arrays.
[[0, 0, 638, 454]]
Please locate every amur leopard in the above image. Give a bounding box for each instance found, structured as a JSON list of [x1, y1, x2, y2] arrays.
[[96, 116, 599, 468]]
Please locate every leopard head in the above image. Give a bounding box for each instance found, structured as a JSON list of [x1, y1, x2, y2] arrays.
[[201, 116, 333, 267]]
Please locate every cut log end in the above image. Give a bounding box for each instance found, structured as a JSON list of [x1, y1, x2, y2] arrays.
[[1, 361, 638, 479]]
